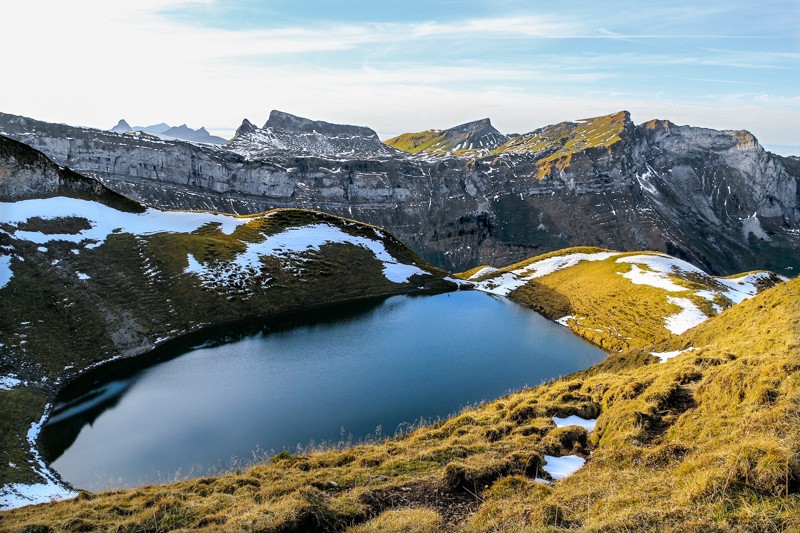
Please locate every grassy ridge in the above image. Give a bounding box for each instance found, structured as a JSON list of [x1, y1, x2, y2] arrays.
[[464, 246, 783, 351], [492, 111, 629, 179], [384, 111, 630, 181]]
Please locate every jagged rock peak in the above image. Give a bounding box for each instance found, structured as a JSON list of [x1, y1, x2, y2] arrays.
[[111, 119, 132, 133], [264, 110, 380, 139], [235, 118, 258, 137]]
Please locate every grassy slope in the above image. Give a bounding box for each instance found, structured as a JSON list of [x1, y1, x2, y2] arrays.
[[0, 200, 454, 492], [492, 111, 629, 179], [384, 112, 629, 179], [2, 250, 796, 531], [465, 246, 783, 351]]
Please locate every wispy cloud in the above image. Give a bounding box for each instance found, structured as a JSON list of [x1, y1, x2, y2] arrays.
[[1, 0, 797, 146]]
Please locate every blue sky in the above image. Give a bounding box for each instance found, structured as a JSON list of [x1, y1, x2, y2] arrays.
[[2, 0, 798, 152]]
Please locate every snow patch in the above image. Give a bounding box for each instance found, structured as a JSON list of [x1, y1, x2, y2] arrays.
[[0, 407, 78, 510], [184, 223, 429, 287], [2, 196, 251, 248], [542, 455, 586, 480], [76, 272, 90, 281], [476, 251, 619, 296], [556, 315, 576, 327], [468, 266, 497, 280], [616, 254, 704, 292], [0, 482, 77, 510], [619, 263, 687, 292], [552, 415, 597, 432], [664, 297, 707, 334], [716, 272, 773, 304], [650, 347, 697, 363], [0, 254, 11, 289], [0, 375, 23, 390]]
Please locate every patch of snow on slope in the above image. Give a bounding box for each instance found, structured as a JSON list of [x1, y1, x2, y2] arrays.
[[0, 408, 77, 510], [0, 254, 11, 288], [476, 251, 619, 296], [0, 375, 23, 390], [185, 223, 428, 286], [468, 266, 496, 280], [650, 347, 697, 363], [553, 415, 597, 432], [542, 455, 586, 480], [620, 264, 687, 292], [716, 272, 773, 304], [616, 254, 704, 292], [556, 315, 577, 327], [664, 297, 707, 334], [516, 252, 619, 280], [476, 272, 526, 296], [2, 196, 250, 247]]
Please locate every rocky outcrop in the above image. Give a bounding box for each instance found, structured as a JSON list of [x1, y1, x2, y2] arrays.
[[1, 110, 798, 275]]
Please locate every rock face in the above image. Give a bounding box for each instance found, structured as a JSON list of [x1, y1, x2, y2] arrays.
[[1, 110, 798, 275]]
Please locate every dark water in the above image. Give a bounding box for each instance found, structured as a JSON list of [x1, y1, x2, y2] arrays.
[[41, 291, 605, 491]]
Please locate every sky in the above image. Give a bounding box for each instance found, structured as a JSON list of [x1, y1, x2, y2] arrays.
[[1, 0, 798, 152]]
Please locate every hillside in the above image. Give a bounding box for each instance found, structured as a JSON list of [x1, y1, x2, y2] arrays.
[[1, 260, 796, 530], [462, 247, 784, 351], [0, 137, 455, 508]]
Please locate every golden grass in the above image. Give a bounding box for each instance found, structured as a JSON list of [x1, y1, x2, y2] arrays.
[[469, 247, 783, 351], [2, 251, 797, 531]]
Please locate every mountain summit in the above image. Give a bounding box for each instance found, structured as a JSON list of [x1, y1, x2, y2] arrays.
[[227, 110, 396, 159], [385, 117, 508, 156]]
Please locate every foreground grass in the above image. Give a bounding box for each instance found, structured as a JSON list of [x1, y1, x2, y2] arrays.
[[2, 275, 798, 531]]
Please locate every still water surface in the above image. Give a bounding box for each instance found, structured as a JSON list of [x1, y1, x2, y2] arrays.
[[41, 291, 605, 491]]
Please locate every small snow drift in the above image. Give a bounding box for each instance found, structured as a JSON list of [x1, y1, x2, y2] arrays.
[[541, 454, 586, 480]]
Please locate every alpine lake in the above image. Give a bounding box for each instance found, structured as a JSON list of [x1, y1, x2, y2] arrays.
[[41, 291, 606, 492]]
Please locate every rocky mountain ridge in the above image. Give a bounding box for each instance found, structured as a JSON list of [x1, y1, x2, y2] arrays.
[[0, 109, 797, 276], [226, 110, 396, 159]]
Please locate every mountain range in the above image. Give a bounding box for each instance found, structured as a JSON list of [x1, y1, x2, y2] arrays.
[[110, 119, 226, 144], [1, 109, 797, 278], [1, 113, 798, 529]]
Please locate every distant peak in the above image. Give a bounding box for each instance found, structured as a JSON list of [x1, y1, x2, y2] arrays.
[[264, 109, 380, 139], [446, 118, 496, 135], [235, 118, 258, 137], [577, 110, 630, 124], [264, 110, 313, 131], [111, 119, 131, 133]]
